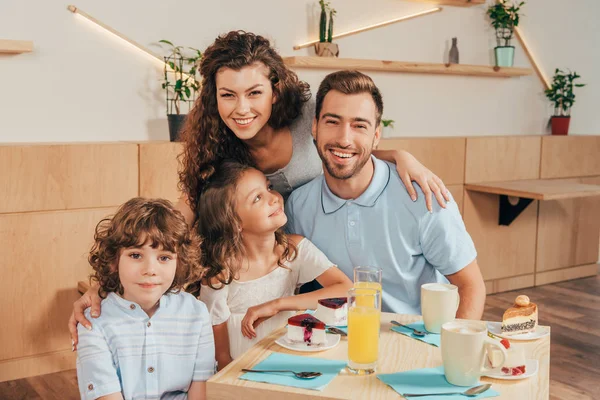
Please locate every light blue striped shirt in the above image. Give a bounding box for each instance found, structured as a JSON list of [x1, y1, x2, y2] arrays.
[[285, 156, 477, 315], [76, 291, 215, 400]]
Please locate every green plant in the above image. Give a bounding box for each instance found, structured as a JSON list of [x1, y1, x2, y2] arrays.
[[381, 119, 395, 129], [160, 40, 202, 115], [318, 1, 336, 43], [545, 69, 586, 117], [487, 1, 525, 47]]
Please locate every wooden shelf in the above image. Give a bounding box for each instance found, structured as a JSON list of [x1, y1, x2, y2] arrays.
[[465, 179, 600, 201], [283, 57, 532, 78], [0, 39, 33, 54], [403, 0, 485, 6], [466, 179, 600, 226]]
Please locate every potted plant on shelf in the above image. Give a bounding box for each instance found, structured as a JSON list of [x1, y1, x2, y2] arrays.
[[160, 40, 202, 142], [315, 1, 338, 57], [544, 68, 585, 135], [487, 0, 525, 67], [381, 119, 395, 138]]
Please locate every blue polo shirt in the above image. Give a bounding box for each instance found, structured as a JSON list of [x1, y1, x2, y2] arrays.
[[76, 292, 215, 400], [285, 156, 477, 315]]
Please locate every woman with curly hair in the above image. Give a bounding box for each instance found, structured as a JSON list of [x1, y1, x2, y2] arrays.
[[75, 198, 214, 400]]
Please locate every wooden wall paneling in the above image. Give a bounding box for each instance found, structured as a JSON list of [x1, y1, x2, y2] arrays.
[[540, 136, 600, 179], [485, 274, 535, 295], [139, 142, 183, 203], [0, 208, 115, 381], [0, 144, 138, 213], [0, 351, 75, 383], [377, 137, 466, 185], [465, 136, 541, 183], [536, 264, 599, 287], [535, 177, 600, 273], [463, 190, 538, 281]]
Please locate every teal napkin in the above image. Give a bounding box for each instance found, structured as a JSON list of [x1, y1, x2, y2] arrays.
[[391, 322, 440, 347], [239, 352, 347, 391], [378, 366, 500, 400]]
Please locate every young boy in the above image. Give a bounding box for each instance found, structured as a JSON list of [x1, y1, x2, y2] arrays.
[[76, 197, 215, 400]]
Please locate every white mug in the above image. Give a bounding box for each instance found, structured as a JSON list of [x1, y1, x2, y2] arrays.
[[441, 321, 507, 386], [421, 283, 460, 333]]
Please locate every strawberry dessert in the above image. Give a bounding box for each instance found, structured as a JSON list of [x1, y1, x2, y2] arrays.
[[488, 338, 526, 376]]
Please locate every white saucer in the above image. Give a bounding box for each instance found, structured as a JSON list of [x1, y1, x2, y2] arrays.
[[275, 332, 340, 352], [483, 359, 538, 380], [487, 322, 550, 341]]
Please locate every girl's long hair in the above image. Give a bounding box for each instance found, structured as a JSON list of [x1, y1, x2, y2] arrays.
[[178, 30, 311, 219], [198, 161, 297, 289]]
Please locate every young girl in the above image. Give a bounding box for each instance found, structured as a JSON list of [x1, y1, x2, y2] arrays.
[[198, 161, 353, 368], [76, 198, 215, 400]]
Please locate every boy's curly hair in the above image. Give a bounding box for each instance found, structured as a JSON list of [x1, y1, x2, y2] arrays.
[[88, 197, 203, 298]]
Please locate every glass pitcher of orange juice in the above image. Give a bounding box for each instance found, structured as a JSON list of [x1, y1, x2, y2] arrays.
[[347, 287, 381, 375]]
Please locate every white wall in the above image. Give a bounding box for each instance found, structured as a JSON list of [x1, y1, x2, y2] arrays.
[[0, 0, 598, 142]]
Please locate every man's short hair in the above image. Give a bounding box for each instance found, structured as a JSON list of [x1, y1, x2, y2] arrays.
[[315, 70, 384, 126]]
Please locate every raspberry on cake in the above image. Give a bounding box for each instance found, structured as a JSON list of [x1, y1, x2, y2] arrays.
[[313, 297, 348, 326], [501, 295, 538, 336], [487, 337, 526, 376], [287, 314, 327, 345]]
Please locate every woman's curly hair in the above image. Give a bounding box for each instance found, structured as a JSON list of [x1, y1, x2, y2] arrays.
[[197, 161, 297, 289], [178, 30, 311, 219], [88, 197, 203, 299]]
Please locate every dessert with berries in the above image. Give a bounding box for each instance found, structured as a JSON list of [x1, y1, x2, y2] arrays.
[[287, 314, 326, 345], [501, 295, 538, 336], [488, 338, 526, 376], [313, 297, 348, 326]]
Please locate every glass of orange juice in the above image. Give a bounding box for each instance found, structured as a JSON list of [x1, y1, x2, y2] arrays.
[[353, 266, 382, 308], [353, 266, 382, 291], [347, 287, 381, 375]]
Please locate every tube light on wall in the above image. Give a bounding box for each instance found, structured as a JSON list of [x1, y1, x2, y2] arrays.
[[293, 7, 443, 50], [67, 5, 164, 67]]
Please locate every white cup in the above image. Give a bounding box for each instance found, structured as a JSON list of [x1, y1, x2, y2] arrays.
[[441, 321, 507, 387], [421, 283, 460, 333]]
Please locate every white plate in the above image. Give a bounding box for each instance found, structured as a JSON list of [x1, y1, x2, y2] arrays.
[[275, 332, 340, 352], [483, 359, 538, 380], [487, 322, 550, 341]]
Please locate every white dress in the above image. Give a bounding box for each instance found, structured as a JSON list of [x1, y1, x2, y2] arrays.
[[199, 238, 335, 359]]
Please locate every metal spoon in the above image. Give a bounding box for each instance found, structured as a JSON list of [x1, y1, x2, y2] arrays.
[[403, 383, 492, 397], [327, 326, 348, 336], [241, 368, 322, 379], [391, 320, 427, 337]]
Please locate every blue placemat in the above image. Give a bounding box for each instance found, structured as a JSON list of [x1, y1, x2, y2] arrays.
[[239, 352, 347, 391], [391, 321, 440, 347], [378, 366, 500, 400]]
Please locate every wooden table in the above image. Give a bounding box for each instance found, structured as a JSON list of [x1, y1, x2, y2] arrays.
[[207, 313, 550, 399], [465, 179, 600, 225]]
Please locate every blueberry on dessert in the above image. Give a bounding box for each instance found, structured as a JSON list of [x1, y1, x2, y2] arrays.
[[287, 314, 326, 345]]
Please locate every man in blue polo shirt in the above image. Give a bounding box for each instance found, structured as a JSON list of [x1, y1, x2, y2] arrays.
[[285, 70, 486, 318]]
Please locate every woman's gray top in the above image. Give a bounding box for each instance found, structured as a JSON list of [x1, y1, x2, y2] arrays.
[[266, 100, 323, 200]]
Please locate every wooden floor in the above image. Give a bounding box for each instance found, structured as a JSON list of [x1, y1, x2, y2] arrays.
[[1, 276, 598, 400]]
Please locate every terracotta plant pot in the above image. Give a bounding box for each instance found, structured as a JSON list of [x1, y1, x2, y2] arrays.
[[315, 42, 339, 57], [550, 116, 571, 136]]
